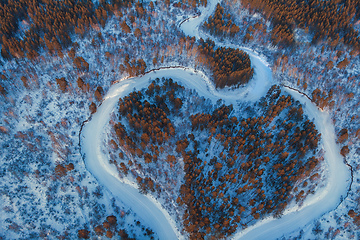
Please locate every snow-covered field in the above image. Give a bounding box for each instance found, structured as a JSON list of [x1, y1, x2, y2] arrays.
[[79, 0, 351, 239]]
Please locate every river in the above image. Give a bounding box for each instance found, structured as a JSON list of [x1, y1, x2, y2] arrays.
[[80, 0, 350, 239]]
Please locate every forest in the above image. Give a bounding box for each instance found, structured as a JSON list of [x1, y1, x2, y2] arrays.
[[0, 0, 208, 60], [0, 0, 254, 91], [78, 214, 155, 239], [110, 78, 323, 239], [197, 38, 254, 88], [0, 0, 99, 59], [239, 0, 360, 48], [203, 3, 240, 37], [1, 0, 358, 238]]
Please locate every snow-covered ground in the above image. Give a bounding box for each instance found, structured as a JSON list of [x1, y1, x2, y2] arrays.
[[80, 0, 351, 239]]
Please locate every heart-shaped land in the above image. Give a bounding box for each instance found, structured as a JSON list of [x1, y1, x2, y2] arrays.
[[108, 77, 323, 239]]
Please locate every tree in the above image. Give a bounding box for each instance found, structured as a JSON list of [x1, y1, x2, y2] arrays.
[[326, 61, 334, 69], [56, 77, 68, 92], [103, 221, 110, 229], [340, 145, 349, 157], [121, 20, 131, 33], [134, 28, 142, 38], [73, 57, 89, 71], [66, 163, 74, 171], [338, 128, 348, 143], [215, 162, 223, 171], [312, 221, 323, 235], [0, 84, 6, 95], [94, 225, 104, 236], [174, 98, 183, 109], [152, 57, 157, 66], [68, 48, 76, 59], [119, 229, 129, 238], [230, 24, 240, 37], [337, 58, 349, 69], [55, 164, 67, 178], [95, 86, 104, 102], [78, 229, 90, 239], [89, 102, 97, 114], [21, 76, 29, 89], [77, 77, 84, 88], [106, 230, 113, 238]]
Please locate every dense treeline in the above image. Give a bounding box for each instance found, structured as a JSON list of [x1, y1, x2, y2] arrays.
[[0, 0, 210, 60], [197, 38, 254, 88], [348, 209, 360, 228], [1, 0, 95, 59], [311, 88, 334, 110], [172, 0, 208, 8], [112, 78, 185, 194], [78, 215, 155, 239], [241, 0, 360, 49], [111, 79, 322, 239], [0, 0, 136, 59], [119, 54, 147, 77], [203, 3, 240, 37]]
